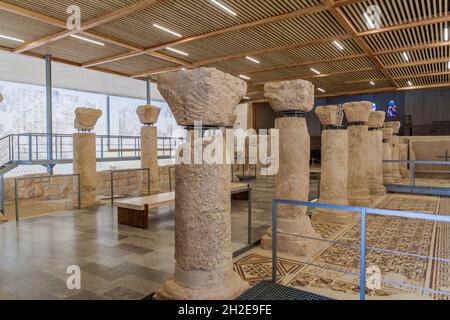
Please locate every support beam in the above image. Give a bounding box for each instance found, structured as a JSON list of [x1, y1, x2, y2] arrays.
[[13, 0, 169, 53], [146, 78, 151, 105], [45, 54, 53, 174]]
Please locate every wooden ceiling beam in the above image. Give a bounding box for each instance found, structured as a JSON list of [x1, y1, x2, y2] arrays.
[[81, 3, 328, 67], [324, 0, 397, 87], [374, 41, 450, 56], [385, 57, 450, 69], [0, 1, 65, 28], [12, 0, 168, 53]]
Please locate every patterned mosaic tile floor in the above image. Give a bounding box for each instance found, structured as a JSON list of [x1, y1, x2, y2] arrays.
[[234, 194, 450, 300]]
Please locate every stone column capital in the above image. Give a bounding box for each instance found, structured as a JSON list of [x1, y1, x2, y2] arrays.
[[137, 105, 161, 125], [384, 121, 401, 135], [157, 67, 247, 127], [264, 79, 314, 113], [74, 107, 102, 131], [315, 105, 344, 127], [368, 111, 386, 129], [343, 101, 373, 124]]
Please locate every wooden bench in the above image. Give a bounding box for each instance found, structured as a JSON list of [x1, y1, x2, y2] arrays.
[[115, 183, 252, 229]]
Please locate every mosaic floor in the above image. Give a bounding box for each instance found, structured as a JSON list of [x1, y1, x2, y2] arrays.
[[234, 194, 450, 300]]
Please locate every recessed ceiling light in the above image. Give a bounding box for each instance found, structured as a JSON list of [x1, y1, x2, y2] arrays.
[[363, 12, 376, 30], [246, 56, 260, 64], [402, 52, 409, 62], [70, 34, 105, 46], [447, 61, 450, 70], [333, 40, 344, 50], [407, 80, 413, 86], [370, 81, 375, 86], [317, 88, 326, 93], [239, 75, 251, 80], [445, 27, 449, 41], [0, 34, 24, 43], [210, 0, 237, 16], [153, 24, 182, 38], [310, 68, 321, 75], [166, 47, 189, 56]]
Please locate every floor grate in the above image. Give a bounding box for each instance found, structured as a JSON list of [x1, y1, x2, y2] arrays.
[[238, 281, 333, 300]]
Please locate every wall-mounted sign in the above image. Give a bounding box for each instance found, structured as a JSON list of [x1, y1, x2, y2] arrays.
[[387, 100, 397, 118]]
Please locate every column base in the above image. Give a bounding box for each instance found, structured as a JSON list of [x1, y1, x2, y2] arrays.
[[154, 270, 248, 300], [312, 208, 357, 224], [347, 195, 371, 207], [260, 231, 324, 258], [368, 182, 387, 196], [0, 215, 8, 223]]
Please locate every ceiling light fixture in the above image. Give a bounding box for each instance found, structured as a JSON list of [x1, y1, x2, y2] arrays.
[[364, 13, 376, 30], [370, 81, 375, 86], [153, 23, 182, 38], [445, 27, 449, 41], [210, 0, 237, 16], [70, 34, 105, 46], [0, 34, 24, 43], [402, 52, 409, 62], [166, 47, 189, 56], [310, 68, 321, 75], [407, 80, 413, 86], [317, 88, 326, 93], [243, 96, 250, 100], [246, 56, 260, 64], [239, 75, 251, 80], [333, 40, 344, 50], [448, 61, 450, 70]]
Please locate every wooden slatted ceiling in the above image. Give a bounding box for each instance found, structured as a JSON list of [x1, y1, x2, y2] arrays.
[[91, 0, 322, 49], [0, 0, 449, 98]]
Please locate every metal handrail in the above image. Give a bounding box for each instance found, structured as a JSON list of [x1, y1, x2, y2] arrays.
[[271, 199, 450, 300]]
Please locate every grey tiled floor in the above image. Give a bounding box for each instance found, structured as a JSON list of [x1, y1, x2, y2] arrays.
[[0, 176, 319, 300]]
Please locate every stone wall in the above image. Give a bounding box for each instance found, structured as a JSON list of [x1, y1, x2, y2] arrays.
[[3, 165, 175, 203]]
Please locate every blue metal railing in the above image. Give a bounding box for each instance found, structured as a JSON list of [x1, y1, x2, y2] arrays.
[[271, 199, 450, 300], [383, 160, 450, 196]]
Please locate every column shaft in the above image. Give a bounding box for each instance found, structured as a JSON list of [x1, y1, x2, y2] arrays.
[[347, 125, 371, 206], [398, 144, 410, 178], [261, 117, 321, 257], [141, 126, 159, 193], [73, 133, 96, 207], [313, 129, 353, 223], [367, 130, 387, 196]]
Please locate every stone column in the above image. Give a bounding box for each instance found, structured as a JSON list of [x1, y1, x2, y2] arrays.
[[137, 105, 161, 194], [382, 128, 395, 183], [73, 107, 102, 207], [384, 122, 402, 180], [260, 80, 322, 257], [343, 102, 373, 207], [312, 105, 352, 224], [367, 111, 387, 196], [155, 67, 248, 300]]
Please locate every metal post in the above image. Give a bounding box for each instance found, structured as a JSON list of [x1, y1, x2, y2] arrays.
[[45, 54, 53, 174], [247, 188, 252, 245], [272, 199, 278, 283], [360, 208, 367, 301], [28, 133, 32, 162], [110, 171, 114, 206], [146, 78, 151, 105], [106, 96, 111, 150], [169, 166, 172, 192], [14, 178, 19, 221]]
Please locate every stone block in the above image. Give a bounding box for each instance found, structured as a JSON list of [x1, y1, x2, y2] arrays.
[[343, 101, 373, 123], [74, 107, 102, 131], [264, 79, 314, 113], [315, 105, 344, 126], [368, 111, 386, 129], [137, 105, 161, 125]]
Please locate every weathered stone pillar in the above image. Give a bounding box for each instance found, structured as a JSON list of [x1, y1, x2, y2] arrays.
[[312, 105, 352, 224], [137, 105, 160, 194], [155, 67, 248, 300], [343, 102, 373, 207], [260, 80, 322, 257], [367, 111, 387, 196], [382, 128, 395, 183], [384, 122, 402, 180], [73, 108, 102, 207]]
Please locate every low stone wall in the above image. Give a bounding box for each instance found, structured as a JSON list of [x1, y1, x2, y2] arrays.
[[3, 165, 175, 203]]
